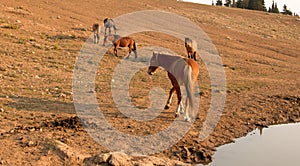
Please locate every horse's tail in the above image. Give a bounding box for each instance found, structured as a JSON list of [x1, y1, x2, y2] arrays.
[[184, 65, 194, 111], [133, 40, 137, 51]]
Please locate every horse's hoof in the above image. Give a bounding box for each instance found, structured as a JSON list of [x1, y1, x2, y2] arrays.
[[184, 117, 190, 122], [164, 105, 170, 109]]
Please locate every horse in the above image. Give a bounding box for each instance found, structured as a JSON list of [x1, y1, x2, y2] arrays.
[[103, 34, 121, 46], [147, 52, 199, 121], [113, 37, 137, 59], [185, 37, 197, 61], [92, 23, 100, 44], [104, 18, 117, 36]]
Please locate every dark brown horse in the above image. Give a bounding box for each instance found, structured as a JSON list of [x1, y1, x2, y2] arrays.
[[185, 37, 197, 61], [148, 52, 199, 121], [113, 37, 137, 59]]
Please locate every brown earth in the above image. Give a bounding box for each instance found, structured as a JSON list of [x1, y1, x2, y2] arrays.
[[0, 0, 300, 165]]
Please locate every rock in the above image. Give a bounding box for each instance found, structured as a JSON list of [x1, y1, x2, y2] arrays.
[[108, 152, 132, 166], [0, 108, 4, 112], [54, 140, 90, 162], [83, 153, 110, 165], [27, 141, 35, 147]]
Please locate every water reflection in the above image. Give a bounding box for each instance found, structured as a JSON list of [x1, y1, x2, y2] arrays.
[[208, 123, 300, 166]]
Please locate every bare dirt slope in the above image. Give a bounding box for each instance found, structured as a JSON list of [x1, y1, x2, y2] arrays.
[[0, 0, 299, 165]]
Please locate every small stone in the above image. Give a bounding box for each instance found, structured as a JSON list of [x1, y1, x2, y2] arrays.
[[0, 108, 4, 112], [27, 141, 35, 147], [59, 93, 66, 98], [29, 128, 35, 132], [226, 36, 232, 40]]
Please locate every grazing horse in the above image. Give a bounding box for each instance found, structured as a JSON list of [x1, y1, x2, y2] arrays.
[[104, 18, 117, 35], [147, 52, 199, 121], [92, 23, 100, 44], [113, 37, 137, 59], [185, 37, 197, 61]]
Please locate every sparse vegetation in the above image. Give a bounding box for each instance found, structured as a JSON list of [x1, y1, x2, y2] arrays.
[[1, 24, 18, 29], [0, 0, 299, 165]]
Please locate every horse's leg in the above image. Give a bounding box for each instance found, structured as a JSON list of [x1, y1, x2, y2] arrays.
[[175, 85, 182, 117], [109, 28, 112, 35], [103, 36, 107, 46], [104, 27, 107, 36], [96, 34, 99, 44], [165, 87, 176, 109], [125, 45, 132, 59], [113, 25, 117, 34], [93, 33, 96, 44], [187, 51, 190, 59], [184, 96, 190, 122], [114, 45, 118, 57]]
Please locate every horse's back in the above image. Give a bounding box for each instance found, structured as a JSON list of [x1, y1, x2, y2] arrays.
[[114, 37, 133, 47]]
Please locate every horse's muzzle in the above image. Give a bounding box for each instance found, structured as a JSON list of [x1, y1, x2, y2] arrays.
[[147, 69, 154, 75]]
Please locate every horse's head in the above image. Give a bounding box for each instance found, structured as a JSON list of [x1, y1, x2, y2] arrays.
[[103, 18, 108, 24], [148, 52, 159, 75]]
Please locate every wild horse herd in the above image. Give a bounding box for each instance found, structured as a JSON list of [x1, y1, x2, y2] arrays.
[[92, 18, 199, 122]]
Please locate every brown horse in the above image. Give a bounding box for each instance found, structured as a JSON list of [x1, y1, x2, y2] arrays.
[[113, 37, 137, 59], [92, 23, 100, 44], [148, 52, 199, 121], [185, 37, 197, 61]]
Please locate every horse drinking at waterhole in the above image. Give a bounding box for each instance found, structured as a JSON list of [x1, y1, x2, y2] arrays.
[[147, 52, 199, 121]]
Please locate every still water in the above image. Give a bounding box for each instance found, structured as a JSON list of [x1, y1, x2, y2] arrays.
[[208, 123, 300, 166]]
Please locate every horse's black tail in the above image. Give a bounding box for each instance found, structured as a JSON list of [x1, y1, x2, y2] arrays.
[[133, 40, 137, 58], [133, 40, 137, 51]]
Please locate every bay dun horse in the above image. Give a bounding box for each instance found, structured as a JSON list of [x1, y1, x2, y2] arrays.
[[104, 18, 117, 36], [92, 23, 100, 44], [148, 52, 199, 121], [113, 37, 137, 59], [185, 37, 197, 61]]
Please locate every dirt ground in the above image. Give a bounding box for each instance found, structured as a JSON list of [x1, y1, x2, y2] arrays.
[[0, 0, 299, 165]]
